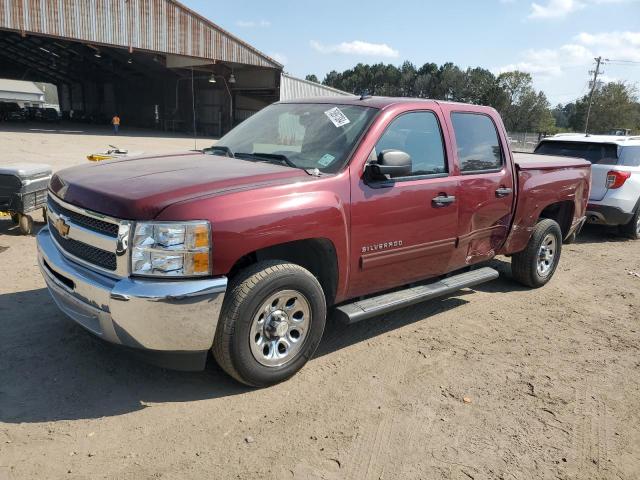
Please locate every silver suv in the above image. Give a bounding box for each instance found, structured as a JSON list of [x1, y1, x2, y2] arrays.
[[535, 134, 640, 239]]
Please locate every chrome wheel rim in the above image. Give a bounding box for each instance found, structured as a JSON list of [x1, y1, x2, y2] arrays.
[[537, 234, 557, 277], [249, 289, 311, 367], [635, 215, 640, 235]]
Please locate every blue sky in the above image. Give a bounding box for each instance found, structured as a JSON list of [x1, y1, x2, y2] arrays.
[[182, 0, 640, 105]]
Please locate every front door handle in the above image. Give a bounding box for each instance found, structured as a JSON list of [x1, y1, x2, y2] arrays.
[[495, 187, 513, 198], [432, 194, 456, 207]]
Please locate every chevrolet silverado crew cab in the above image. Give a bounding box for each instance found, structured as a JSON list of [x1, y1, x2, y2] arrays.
[[535, 133, 640, 239], [37, 97, 591, 386]]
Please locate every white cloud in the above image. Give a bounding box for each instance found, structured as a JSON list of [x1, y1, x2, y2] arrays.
[[310, 40, 399, 58], [528, 0, 638, 19], [529, 0, 582, 19], [497, 44, 592, 75], [497, 31, 640, 77], [576, 31, 640, 61], [268, 52, 288, 65], [235, 19, 271, 28]]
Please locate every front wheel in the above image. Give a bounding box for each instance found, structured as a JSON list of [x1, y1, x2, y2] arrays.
[[511, 219, 562, 288], [212, 261, 327, 387]]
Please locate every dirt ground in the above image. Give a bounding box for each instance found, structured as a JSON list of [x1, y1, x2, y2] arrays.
[[1, 126, 639, 480], [0, 122, 214, 171]]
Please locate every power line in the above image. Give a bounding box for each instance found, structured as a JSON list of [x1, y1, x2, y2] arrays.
[[605, 59, 640, 65]]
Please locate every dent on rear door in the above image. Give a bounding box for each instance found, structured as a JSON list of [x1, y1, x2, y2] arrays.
[[447, 111, 515, 265]]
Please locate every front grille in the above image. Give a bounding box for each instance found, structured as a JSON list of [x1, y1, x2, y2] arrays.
[[50, 219, 117, 271], [48, 197, 119, 237]]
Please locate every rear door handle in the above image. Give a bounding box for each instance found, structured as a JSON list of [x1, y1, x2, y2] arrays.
[[495, 187, 513, 198], [432, 195, 456, 207]]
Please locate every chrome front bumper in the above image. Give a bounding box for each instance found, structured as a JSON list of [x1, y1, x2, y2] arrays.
[[37, 226, 227, 355]]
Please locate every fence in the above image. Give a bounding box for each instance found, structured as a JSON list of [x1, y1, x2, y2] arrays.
[[507, 132, 541, 153]]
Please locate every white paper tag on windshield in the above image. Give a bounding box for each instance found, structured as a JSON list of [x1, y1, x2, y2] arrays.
[[324, 107, 350, 128]]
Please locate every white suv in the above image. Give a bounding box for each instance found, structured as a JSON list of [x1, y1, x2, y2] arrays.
[[534, 134, 640, 239]]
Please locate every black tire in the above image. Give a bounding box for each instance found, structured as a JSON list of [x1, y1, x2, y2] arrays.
[[511, 219, 562, 288], [619, 206, 640, 240], [212, 260, 327, 387], [18, 214, 33, 235], [10, 213, 19, 224]]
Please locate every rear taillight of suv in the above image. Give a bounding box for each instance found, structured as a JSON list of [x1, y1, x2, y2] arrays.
[[606, 170, 631, 189]]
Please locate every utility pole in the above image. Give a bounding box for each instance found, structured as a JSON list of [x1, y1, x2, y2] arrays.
[[584, 56, 603, 135], [191, 67, 197, 150]]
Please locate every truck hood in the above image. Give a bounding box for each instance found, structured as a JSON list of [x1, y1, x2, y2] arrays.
[[49, 152, 309, 219]]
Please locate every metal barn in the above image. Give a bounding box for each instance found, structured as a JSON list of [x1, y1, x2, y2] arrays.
[[0, 0, 283, 135]]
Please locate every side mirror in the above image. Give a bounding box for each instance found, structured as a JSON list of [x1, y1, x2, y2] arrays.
[[368, 149, 412, 179]]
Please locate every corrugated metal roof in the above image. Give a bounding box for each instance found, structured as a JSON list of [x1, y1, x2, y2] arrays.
[[0, 78, 44, 94], [280, 73, 354, 101], [0, 0, 282, 69]]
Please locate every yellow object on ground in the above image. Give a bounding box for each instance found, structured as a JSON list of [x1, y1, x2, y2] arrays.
[[87, 154, 115, 162]]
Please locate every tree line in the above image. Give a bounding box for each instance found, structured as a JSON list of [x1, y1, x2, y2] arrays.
[[306, 61, 640, 134]]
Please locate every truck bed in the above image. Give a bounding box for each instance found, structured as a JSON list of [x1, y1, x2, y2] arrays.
[[500, 152, 591, 256], [513, 152, 590, 170]]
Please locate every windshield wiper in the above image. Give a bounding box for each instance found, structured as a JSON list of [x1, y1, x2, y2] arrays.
[[235, 152, 299, 169], [203, 145, 235, 157], [207, 149, 321, 176]]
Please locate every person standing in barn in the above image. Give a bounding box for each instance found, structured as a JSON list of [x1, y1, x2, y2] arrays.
[[111, 114, 121, 135]]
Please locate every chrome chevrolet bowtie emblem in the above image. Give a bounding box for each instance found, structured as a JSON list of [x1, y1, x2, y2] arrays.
[[54, 215, 71, 238]]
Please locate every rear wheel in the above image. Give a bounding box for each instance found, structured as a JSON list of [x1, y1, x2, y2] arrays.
[[511, 219, 562, 288], [619, 206, 640, 240], [212, 261, 327, 387], [10, 213, 19, 224]]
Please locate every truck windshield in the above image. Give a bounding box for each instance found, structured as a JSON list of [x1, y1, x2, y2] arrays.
[[534, 141, 618, 165], [205, 103, 378, 173]]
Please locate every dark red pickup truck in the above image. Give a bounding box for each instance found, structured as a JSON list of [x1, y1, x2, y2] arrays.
[[37, 97, 591, 386]]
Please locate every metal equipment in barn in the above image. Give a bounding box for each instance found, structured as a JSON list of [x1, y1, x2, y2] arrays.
[[0, 163, 52, 234]]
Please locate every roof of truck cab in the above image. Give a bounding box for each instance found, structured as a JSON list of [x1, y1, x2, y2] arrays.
[[542, 134, 640, 146], [277, 96, 467, 109]]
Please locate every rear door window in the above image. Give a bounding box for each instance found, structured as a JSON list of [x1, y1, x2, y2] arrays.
[[534, 141, 619, 165], [451, 113, 503, 173], [619, 146, 640, 167]]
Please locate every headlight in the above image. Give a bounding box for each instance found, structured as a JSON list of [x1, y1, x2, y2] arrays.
[[131, 221, 211, 277]]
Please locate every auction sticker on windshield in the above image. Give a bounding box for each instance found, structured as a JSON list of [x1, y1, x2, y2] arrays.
[[318, 153, 336, 167], [324, 107, 351, 128]]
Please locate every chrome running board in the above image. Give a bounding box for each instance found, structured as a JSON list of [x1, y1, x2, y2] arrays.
[[334, 267, 499, 324]]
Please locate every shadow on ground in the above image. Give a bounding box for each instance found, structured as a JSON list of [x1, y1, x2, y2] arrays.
[[574, 224, 634, 245], [0, 287, 250, 424], [0, 284, 482, 424], [0, 217, 45, 238]]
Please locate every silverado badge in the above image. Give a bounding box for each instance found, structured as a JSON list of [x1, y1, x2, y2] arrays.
[[362, 240, 403, 254]]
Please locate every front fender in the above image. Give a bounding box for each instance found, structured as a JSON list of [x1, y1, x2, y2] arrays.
[[157, 174, 351, 297]]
